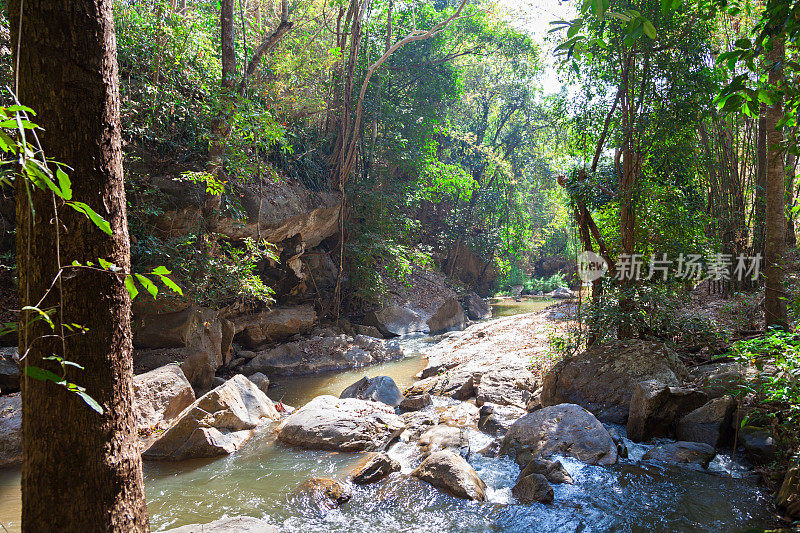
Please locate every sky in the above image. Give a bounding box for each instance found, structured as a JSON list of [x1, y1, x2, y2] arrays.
[[500, 0, 577, 95]]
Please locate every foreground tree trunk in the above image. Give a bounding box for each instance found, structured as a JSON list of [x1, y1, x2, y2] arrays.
[[9, 1, 149, 531], [764, 36, 788, 329]]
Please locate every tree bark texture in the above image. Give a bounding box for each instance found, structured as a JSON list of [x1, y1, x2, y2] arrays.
[[764, 37, 787, 329], [9, 1, 149, 531]]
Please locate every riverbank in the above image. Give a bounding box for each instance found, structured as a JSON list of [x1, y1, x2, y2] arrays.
[[0, 299, 786, 532]]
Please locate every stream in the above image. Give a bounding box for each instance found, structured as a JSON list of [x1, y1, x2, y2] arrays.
[[0, 300, 780, 532]]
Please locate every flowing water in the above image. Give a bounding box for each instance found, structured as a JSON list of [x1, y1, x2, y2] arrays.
[[0, 303, 780, 532]]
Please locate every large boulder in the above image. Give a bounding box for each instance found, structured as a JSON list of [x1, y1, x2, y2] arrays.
[[518, 458, 573, 485], [349, 452, 401, 484], [475, 368, 538, 409], [500, 403, 618, 466], [133, 364, 195, 431], [418, 425, 469, 454], [426, 297, 467, 334], [478, 403, 526, 436], [234, 305, 317, 349], [549, 287, 576, 300], [133, 305, 224, 390], [676, 395, 736, 448], [292, 478, 352, 511], [512, 473, 554, 504], [642, 441, 716, 468], [143, 375, 279, 460], [161, 516, 279, 533], [0, 347, 19, 393], [247, 372, 270, 395], [405, 367, 481, 400], [0, 393, 21, 468], [365, 304, 428, 337], [739, 426, 776, 464], [411, 450, 486, 501], [242, 334, 402, 376], [626, 380, 708, 442], [277, 395, 404, 452], [689, 362, 751, 399], [777, 454, 800, 519], [340, 376, 403, 407], [541, 340, 688, 424], [462, 292, 491, 321], [399, 394, 433, 412]]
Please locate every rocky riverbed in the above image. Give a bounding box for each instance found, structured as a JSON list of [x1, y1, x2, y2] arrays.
[[0, 301, 792, 532]]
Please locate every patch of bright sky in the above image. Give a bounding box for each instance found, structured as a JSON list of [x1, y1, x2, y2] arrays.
[[500, 0, 577, 96]]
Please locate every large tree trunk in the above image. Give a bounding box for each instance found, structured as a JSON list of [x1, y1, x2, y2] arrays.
[[754, 105, 767, 256], [9, 1, 149, 531], [764, 37, 788, 329]]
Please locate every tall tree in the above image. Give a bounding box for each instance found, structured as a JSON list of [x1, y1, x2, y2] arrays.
[[764, 35, 788, 329], [8, 1, 149, 531]]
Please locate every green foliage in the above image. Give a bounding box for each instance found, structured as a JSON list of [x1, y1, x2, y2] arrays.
[[729, 327, 800, 440]]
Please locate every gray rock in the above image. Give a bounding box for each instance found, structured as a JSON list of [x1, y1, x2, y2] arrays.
[[399, 394, 433, 412], [144, 375, 279, 460], [406, 368, 480, 400], [365, 304, 428, 337], [462, 292, 491, 321], [340, 376, 403, 407], [626, 380, 708, 442], [518, 458, 573, 484], [411, 450, 486, 501], [401, 411, 438, 440], [234, 305, 317, 349], [418, 425, 469, 454], [676, 395, 736, 448], [133, 305, 223, 390], [161, 516, 279, 533], [133, 364, 195, 431], [739, 426, 776, 464], [475, 368, 538, 409], [426, 297, 467, 334], [243, 334, 403, 376], [247, 372, 270, 395], [513, 473, 554, 503], [478, 403, 526, 436], [500, 403, 618, 465], [349, 452, 401, 484], [642, 441, 716, 467], [293, 478, 352, 511], [690, 362, 752, 399], [550, 287, 576, 300], [541, 340, 688, 424], [0, 393, 21, 468], [355, 324, 383, 339], [0, 347, 19, 394], [277, 395, 404, 452]]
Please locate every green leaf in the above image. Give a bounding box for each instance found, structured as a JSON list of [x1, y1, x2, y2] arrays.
[[124, 274, 139, 300], [25, 365, 63, 383], [67, 201, 112, 235], [55, 167, 72, 200], [21, 305, 54, 330], [608, 12, 631, 22], [74, 390, 104, 414], [643, 20, 657, 39], [135, 274, 158, 298], [157, 275, 183, 295], [151, 265, 171, 276], [98, 258, 112, 270]]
